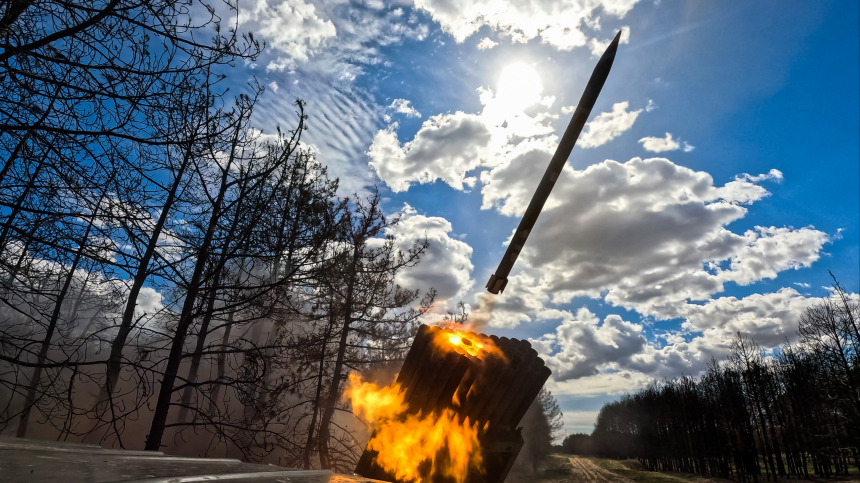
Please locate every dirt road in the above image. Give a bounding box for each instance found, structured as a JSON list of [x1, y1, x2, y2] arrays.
[[562, 457, 635, 483]]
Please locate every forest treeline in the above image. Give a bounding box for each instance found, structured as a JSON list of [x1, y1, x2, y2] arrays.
[[0, 0, 450, 472], [563, 280, 860, 481]]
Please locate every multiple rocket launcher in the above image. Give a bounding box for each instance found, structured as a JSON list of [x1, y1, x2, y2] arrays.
[[356, 31, 622, 483], [355, 325, 551, 482]]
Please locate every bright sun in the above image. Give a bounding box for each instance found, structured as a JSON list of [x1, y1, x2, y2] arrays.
[[496, 62, 543, 112]]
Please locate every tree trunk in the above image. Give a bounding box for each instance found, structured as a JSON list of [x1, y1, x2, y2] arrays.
[[303, 307, 332, 469], [144, 150, 229, 451], [318, 247, 359, 470], [208, 312, 234, 417], [94, 151, 192, 419], [176, 278, 220, 424], [17, 200, 98, 436]]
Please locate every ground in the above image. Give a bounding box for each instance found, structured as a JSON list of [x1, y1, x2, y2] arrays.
[[507, 455, 860, 483]]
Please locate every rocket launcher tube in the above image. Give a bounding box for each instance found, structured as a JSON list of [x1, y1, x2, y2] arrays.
[[486, 31, 622, 294]]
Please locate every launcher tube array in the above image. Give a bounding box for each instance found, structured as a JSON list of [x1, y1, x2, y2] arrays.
[[355, 324, 551, 482]]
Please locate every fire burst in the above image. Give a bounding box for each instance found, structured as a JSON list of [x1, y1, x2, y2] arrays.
[[432, 327, 506, 361], [344, 373, 482, 483]]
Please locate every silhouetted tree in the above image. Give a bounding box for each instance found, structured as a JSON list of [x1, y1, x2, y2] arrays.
[[589, 276, 860, 481], [516, 388, 563, 473]]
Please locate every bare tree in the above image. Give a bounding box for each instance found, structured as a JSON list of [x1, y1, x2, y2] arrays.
[[295, 192, 433, 471]]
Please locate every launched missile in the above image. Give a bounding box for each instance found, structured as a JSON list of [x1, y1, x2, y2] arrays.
[[486, 31, 622, 294]]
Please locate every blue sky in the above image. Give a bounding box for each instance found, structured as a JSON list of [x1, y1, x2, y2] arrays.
[[234, 0, 859, 436]]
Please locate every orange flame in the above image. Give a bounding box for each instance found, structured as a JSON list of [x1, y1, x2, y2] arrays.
[[432, 327, 506, 361], [344, 373, 405, 423], [345, 373, 482, 482]]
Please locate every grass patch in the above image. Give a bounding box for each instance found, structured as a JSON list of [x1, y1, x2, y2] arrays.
[[589, 457, 725, 483], [505, 454, 574, 483]]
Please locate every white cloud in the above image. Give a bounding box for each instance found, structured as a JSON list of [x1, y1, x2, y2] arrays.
[[135, 286, 165, 317], [678, 288, 831, 347], [645, 99, 657, 112], [389, 204, 475, 310], [559, 410, 600, 435], [561, 105, 577, 114], [587, 25, 631, 57], [719, 226, 828, 285], [254, 77, 382, 195], [482, 272, 550, 328], [638, 132, 680, 152], [290, 5, 428, 74], [736, 168, 783, 183], [268, 81, 279, 92], [480, 136, 558, 216], [483, 157, 828, 319], [477, 37, 499, 50], [241, 3, 435, 195], [638, 133, 697, 154], [266, 57, 297, 72], [529, 288, 856, 387], [367, 113, 491, 192], [578, 101, 642, 148], [550, 371, 653, 397], [391, 93, 825, 329], [530, 307, 648, 380], [714, 178, 771, 205], [388, 98, 421, 118], [414, 0, 640, 51], [368, 73, 557, 193], [239, 0, 337, 62]]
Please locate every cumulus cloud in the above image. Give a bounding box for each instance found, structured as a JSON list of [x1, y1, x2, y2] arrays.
[[244, 1, 425, 73], [587, 25, 631, 57], [414, 0, 640, 51], [388, 204, 475, 310], [528, 288, 856, 386], [239, 0, 336, 61], [480, 136, 558, 216], [482, 157, 828, 319], [477, 37, 499, 50], [375, 90, 825, 330], [388, 98, 421, 117], [481, 272, 550, 328], [530, 307, 648, 380], [268, 81, 279, 92], [368, 70, 557, 192], [135, 286, 165, 317], [639, 132, 680, 152], [637, 289, 856, 378], [736, 169, 783, 183], [367, 113, 492, 192], [720, 226, 828, 285], [678, 288, 827, 347], [578, 101, 642, 148], [266, 57, 297, 72], [549, 371, 653, 397]]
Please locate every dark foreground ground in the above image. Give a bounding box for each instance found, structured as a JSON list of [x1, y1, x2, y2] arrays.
[[3, 439, 857, 483], [0, 436, 386, 483], [508, 455, 860, 483]]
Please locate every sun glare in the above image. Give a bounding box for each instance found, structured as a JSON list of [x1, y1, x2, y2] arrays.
[[496, 62, 543, 112]]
